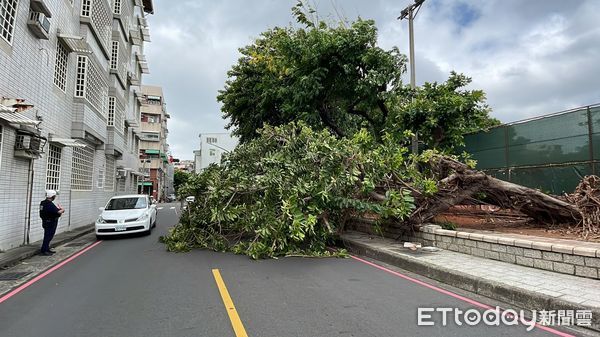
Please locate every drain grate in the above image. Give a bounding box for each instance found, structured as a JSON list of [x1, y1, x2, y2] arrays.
[[0, 271, 32, 281]]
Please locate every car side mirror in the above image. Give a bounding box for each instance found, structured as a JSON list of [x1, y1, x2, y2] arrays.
[[99, 207, 105, 211]]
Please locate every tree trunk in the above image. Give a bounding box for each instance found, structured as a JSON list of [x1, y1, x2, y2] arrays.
[[410, 156, 583, 226]]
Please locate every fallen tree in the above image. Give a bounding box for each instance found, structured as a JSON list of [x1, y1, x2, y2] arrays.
[[162, 123, 594, 258], [410, 155, 582, 226]]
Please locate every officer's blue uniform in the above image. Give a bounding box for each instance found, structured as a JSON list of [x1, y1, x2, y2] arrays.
[[39, 199, 61, 254]]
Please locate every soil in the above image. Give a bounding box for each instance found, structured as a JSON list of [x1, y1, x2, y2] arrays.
[[434, 206, 600, 243]]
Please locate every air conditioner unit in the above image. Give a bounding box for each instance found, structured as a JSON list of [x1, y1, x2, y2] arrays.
[[27, 11, 50, 40]]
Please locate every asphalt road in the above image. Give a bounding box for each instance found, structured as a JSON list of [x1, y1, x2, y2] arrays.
[[0, 203, 579, 337]]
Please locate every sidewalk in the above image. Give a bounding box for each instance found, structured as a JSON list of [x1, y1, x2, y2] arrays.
[[341, 230, 600, 332], [0, 225, 95, 269]]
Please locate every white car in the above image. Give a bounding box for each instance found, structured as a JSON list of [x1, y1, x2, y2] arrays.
[[95, 194, 157, 239], [182, 196, 196, 211]]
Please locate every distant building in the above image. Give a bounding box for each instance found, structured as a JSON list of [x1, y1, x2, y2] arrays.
[[138, 85, 170, 201], [195, 133, 238, 173], [164, 163, 174, 196], [174, 159, 194, 173]]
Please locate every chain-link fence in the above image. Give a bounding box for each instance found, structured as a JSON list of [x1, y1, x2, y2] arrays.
[[463, 104, 600, 195]]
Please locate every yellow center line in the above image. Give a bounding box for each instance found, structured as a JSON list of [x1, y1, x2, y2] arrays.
[[212, 269, 249, 337]]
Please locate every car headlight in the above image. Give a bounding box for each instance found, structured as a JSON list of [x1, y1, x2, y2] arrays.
[[137, 213, 149, 221], [97, 216, 107, 224]]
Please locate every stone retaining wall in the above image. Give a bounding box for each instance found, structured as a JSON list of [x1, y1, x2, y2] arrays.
[[348, 220, 600, 279]]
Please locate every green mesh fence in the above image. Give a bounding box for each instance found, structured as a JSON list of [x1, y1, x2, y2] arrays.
[[463, 105, 600, 195]]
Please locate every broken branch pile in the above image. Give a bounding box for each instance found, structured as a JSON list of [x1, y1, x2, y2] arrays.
[[163, 123, 598, 258]]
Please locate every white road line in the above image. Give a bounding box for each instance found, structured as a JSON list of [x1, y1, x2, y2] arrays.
[[170, 207, 175, 209], [158, 207, 164, 210]]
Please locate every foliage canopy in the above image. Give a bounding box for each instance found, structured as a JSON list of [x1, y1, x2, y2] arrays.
[[218, 4, 499, 150], [162, 123, 430, 258]]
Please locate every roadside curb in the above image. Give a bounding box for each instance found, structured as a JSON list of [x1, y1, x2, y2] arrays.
[[341, 234, 600, 333], [0, 224, 95, 270]]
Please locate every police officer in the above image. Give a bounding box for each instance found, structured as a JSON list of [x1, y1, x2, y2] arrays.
[[39, 190, 65, 256]]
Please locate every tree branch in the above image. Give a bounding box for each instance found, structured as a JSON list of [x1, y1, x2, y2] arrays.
[[347, 107, 376, 127], [318, 105, 345, 137], [377, 99, 389, 124]]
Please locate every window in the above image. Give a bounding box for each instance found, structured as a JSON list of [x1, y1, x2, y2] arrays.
[[117, 177, 126, 192], [145, 95, 161, 105], [207, 137, 217, 144], [81, 0, 111, 52], [46, 144, 62, 191], [107, 96, 115, 126], [71, 146, 94, 191], [105, 156, 115, 191], [110, 41, 118, 70], [105, 197, 147, 210], [80, 0, 91, 17], [75, 55, 108, 115], [0, 0, 18, 44], [54, 42, 69, 92], [75, 55, 87, 97], [209, 149, 216, 156], [113, 0, 121, 14], [97, 167, 104, 189]]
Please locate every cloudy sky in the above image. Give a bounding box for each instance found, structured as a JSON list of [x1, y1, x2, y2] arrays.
[[144, 0, 600, 160]]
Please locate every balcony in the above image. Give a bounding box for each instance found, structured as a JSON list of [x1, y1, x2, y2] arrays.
[[139, 132, 160, 142], [140, 158, 163, 170], [141, 121, 161, 133]]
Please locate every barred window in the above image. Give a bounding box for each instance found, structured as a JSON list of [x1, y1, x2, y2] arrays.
[[130, 174, 137, 193], [105, 156, 115, 191], [80, 0, 91, 17], [117, 178, 126, 192], [75, 55, 87, 97], [107, 96, 115, 126], [207, 137, 217, 144], [113, 0, 121, 14], [115, 99, 124, 133], [97, 168, 104, 189], [110, 40, 118, 70], [54, 42, 69, 92], [0, 0, 18, 44], [75, 55, 108, 115], [46, 144, 62, 191], [71, 146, 94, 191], [81, 0, 111, 52]]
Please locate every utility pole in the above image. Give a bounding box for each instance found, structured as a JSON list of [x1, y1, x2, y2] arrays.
[[398, 0, 425, 154]]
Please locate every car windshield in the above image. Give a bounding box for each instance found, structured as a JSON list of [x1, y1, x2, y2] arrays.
[[105, 197, 147, 210]]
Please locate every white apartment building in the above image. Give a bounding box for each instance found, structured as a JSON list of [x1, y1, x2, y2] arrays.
[[195, 133, 238, 173], [0, 0, 154, 251]]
